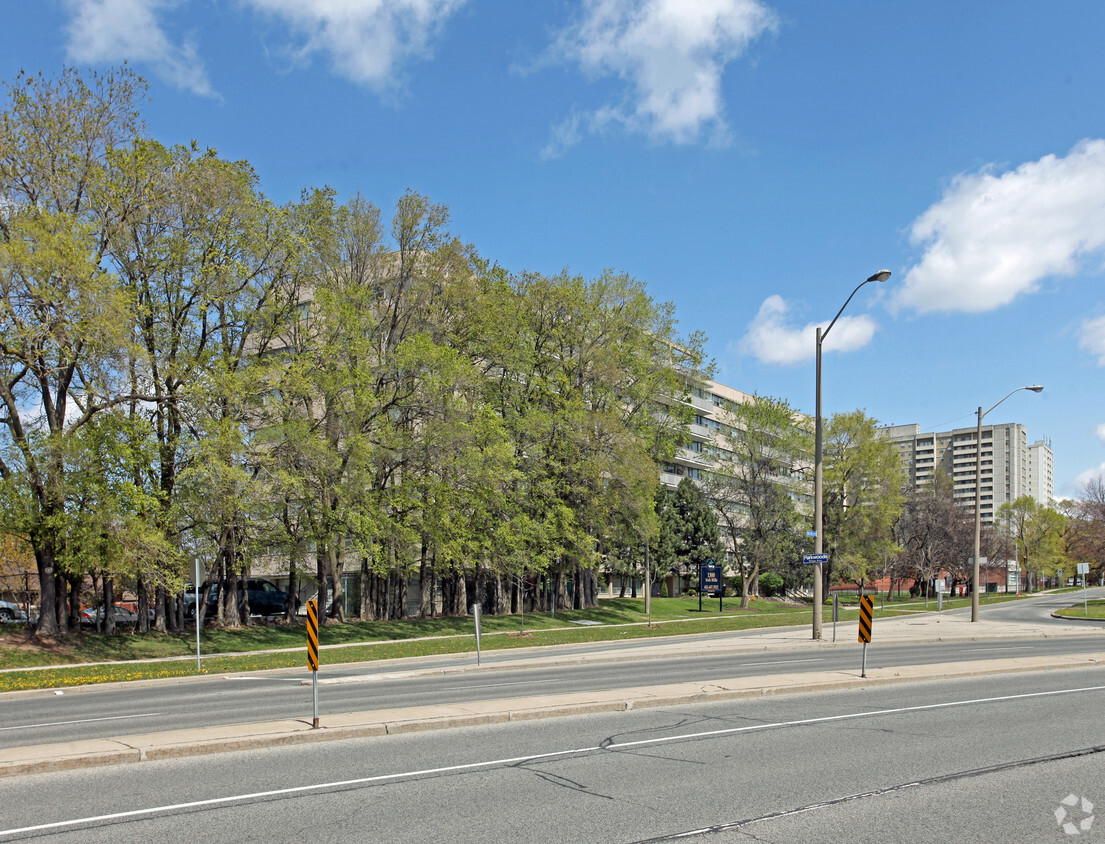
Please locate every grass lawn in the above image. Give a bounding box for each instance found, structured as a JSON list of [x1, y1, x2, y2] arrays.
[[1054, 598, 1105, 620], [0, 592, 1030, 692]]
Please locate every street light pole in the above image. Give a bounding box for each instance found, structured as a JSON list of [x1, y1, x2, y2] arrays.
[[813, 269, 891, 639], [971, 385, 1043, 621]]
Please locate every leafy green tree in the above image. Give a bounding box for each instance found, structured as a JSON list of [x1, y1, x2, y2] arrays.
[[701, 394, 809, 608], [0, 67, 145, 635], [822, 410, 903, 592], [663, 477, 721, 591], [999, 496, 1065, 590]]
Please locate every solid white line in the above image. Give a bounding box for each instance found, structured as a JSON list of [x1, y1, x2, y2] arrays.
[[452, 680, 561, 690], [740, 659, 824, 667], [3, 684, 1104, 838], [0, 713, 162, 733]]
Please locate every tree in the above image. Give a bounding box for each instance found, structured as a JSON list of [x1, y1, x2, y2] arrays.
[[1064, 475, 1105, 584], [701, 393, 809, 607], [661, 478, 721, 591], [895, 471, 967, 600], [0, 67, 145, 635], [999, 496, 1065, 590], [822, 410, 903, 593]]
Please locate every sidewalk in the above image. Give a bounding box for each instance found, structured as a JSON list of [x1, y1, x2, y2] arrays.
[[1, 612, 1103, 778]]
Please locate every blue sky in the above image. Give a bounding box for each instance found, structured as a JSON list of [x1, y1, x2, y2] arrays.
[[3, 0, 1104, 498]]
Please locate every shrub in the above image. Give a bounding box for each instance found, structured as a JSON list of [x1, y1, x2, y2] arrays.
[[758, 572, 785, 598]]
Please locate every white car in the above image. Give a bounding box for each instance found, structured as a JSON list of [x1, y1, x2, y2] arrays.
[[0, 600, 27, 623]]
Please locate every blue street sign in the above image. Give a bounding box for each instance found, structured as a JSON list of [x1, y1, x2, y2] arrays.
[[803, 553, 828, 565]]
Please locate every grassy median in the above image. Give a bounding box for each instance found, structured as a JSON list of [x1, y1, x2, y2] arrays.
[[0, 592, 1025, 692], [1054, 598, 1105, 620]]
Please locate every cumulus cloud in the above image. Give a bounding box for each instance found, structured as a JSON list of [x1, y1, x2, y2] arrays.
[[1080, 314, 1105, 366], [1095, 424, 1105, 443], [894, 139, 1105, 314], [63, 0, 216, 96], [244, 0, 467, 92], [545, 0, 777, 152], [738, 295, 878, 366]]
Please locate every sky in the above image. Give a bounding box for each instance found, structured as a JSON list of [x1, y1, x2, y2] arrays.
[[2, 0, 1104, 499]]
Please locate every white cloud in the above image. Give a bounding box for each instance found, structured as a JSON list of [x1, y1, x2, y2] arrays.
[[1075, 463, 1105, 491], [1080, 315, 1105, 365], [63, 0, 216, 97], [244, 0, 467, 92], [547, 0, 777, 149], [738, 295, 878, 366], [1095, 423, 1105, 443], [895, 139, 1105, 314]]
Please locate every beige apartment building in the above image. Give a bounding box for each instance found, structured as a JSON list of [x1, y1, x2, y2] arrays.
[[880, 422, 1054, 523]]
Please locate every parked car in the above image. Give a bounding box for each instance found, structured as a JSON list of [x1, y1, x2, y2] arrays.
[[80, 605, 138, 628], [184, 579, 293, 619], [0, 600, 27, 623]]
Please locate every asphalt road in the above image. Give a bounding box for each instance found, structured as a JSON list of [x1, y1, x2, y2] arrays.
[[1, 590, 1102, 751], [1, 666, 1102, 842]]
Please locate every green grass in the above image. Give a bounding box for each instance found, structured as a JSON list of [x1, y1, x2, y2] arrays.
[[1054, 598, 1105, 620], [0, 592, 1033, 692]]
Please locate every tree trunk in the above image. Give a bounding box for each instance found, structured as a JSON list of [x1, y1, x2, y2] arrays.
[[419, 539, 433, 618], [136, 577, 149, 633]]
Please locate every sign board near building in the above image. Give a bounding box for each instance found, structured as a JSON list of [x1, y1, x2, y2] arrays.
[[700, 563, 722, 595]]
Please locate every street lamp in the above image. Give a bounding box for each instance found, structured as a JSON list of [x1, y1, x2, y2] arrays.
[[813, 269, 891, 640], [971, 384, 1043, 621]]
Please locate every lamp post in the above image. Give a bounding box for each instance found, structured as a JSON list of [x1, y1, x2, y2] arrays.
[[971, 385, 1043, 621], [813, 269, 891, 639]]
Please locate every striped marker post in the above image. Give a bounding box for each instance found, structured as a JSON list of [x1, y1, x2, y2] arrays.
[[307, 600, 319, 728], [858, 595, 873, 678]]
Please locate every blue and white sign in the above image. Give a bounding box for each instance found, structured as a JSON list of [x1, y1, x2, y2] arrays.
[[802, 553, 828, 565]]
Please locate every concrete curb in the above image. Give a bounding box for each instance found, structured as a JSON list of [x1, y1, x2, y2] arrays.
[[2, 652, 1101, 778]]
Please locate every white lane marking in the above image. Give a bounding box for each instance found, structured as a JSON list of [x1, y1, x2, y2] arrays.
[[0, 713, 162, 732], [739, 659, 824, 667], [449, 680, 561, 690], [4, 684, 1104, 838]]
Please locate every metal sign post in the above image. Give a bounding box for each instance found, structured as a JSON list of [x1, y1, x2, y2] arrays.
[[472, 603, 482, 666], [858, 595, 873, 678], [1078, 562, 1090, 614], [307, 600, 319, 728], [190, 559, 204, 673]]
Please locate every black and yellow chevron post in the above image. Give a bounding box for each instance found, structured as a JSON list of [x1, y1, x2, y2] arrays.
[[858, 595, 873, 644], [307, 599, 320, 728], [306, 600, 319, 671], [858, 595, 873, 678]]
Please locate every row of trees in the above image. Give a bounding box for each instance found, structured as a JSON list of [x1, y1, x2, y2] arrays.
[[0, 67, 707, 636]]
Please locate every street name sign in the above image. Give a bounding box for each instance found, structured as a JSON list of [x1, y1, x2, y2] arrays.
[[803, 553, 828, 565]]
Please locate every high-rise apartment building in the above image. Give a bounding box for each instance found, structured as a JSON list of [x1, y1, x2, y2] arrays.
[[880, 421, 1053, 522]]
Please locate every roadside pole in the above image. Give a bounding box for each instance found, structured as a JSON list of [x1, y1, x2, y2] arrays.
[[191, 559, 204, 673], [307, 600, 319, 728], [1078, 563, 1090, 614], [472, 603, 482, 665]]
